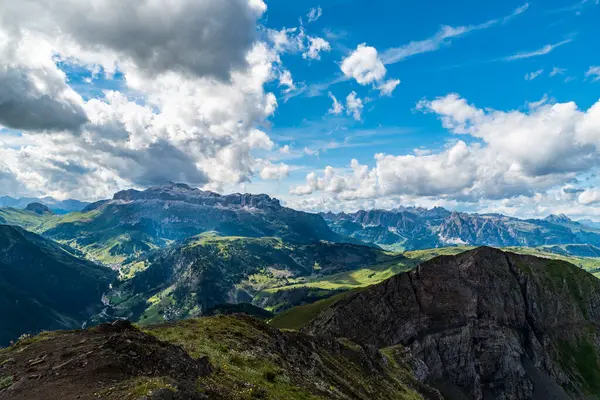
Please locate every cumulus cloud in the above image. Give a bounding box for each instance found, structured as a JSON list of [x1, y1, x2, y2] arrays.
[[278, 70, 296, 93], [291, 94, 600, 203], [268, 26, 330, 63], [0, 0, 297, 200], [341, 44, 387, 85], [0, 28, 88, 132], [268, 27, 305, 54], [258, 161, 290, 180], [328, 92, 344, 115], [377, 79, 401, 96], [340, 44, 400, 97], [579, 189, 600, 205], [303, 36, 331, 60], [346, 92, 364, 121], [1, 0, 266, 81], [280, 145, 291, 154]]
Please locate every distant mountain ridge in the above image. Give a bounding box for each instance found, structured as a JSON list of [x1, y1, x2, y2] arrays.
[[0, 195, 90, 214], [323, 207, 600, 251], [4, 184, 600, 262], [1, 183, 357, 264]]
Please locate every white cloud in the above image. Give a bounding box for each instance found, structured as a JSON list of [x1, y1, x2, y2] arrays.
[[2, 0, 266, 81], [291, 94, 600, 204], [527, 94, 550, 109], [504, 39, 573, 61], [258, 160, 290, 180], [586, 66, 600, 82], [268, 26, 330, 62], [579, 189, 600, 205], [328, 92, 344, 115], [525, 69, 544, 81], [377, 79, 401, 96], [503, 3, 530, 22], [381, 3, 529, 65], [549, 67, 567, 77], [304, 147, 320, 156], [303, 36, 331, 60], [0, 29, 88, 132], [341, 44, 387, 85], [268, 27, 305, 54], [278, 70, 296, 93], [0, 0, 300, 200], [306, 6, 323, 23], [346, 92, 364, 121]]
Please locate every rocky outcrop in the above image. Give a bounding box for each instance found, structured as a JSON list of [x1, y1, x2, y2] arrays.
[[306, 247, 600, 399], [0, 320, 212, 400]]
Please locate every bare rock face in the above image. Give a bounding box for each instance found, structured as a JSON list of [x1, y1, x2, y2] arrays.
[[306, 247, 600, 399]]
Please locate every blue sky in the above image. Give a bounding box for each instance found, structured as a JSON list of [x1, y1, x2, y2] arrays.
[[0, 0, 599, 218], [265, 0, 597, 168]]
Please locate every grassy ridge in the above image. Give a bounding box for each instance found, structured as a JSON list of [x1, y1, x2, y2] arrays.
[[267, 246, 600, 331], [269, 289, 364, 330], [146, 315, 428, 399]]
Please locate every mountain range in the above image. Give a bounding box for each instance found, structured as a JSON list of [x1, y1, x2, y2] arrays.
[[4, 183, 600, 261], [0, 196, 90, 214], [323, 207, 600, 253], [0, 182, 352, 265]]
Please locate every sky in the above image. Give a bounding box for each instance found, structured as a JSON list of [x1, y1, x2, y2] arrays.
[[0, 0, 599, 219]]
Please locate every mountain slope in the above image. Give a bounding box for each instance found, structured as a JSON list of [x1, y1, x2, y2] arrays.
[[306, 247, 600, 399], [323, 207, 600, 251], [0, 196, 90, 214], [0, 225, 115, 345], [2, 183, 355, 264], [0, 316, 441, 399], [102, 235, 393, 324]]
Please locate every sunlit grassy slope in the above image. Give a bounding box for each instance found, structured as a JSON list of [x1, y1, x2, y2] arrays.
[[268, 246, 600, 330]]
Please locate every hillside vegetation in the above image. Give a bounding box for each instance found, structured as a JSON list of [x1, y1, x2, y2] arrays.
[[0, 315, 440, 400], [0, 225, 115, 345], [99, 235, 393, 325]]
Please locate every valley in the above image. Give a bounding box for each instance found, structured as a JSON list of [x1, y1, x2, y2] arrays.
[[3, 184, 600, 341], [3, 184, 600, 399]]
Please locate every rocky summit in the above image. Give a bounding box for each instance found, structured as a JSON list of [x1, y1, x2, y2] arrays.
[[306, 247, 600, 399]]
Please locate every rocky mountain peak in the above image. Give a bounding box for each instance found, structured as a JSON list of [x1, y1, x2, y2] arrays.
[[112, 182, 281, 208], [307, 247, 600, 399], [544, 213, 573, 224]]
